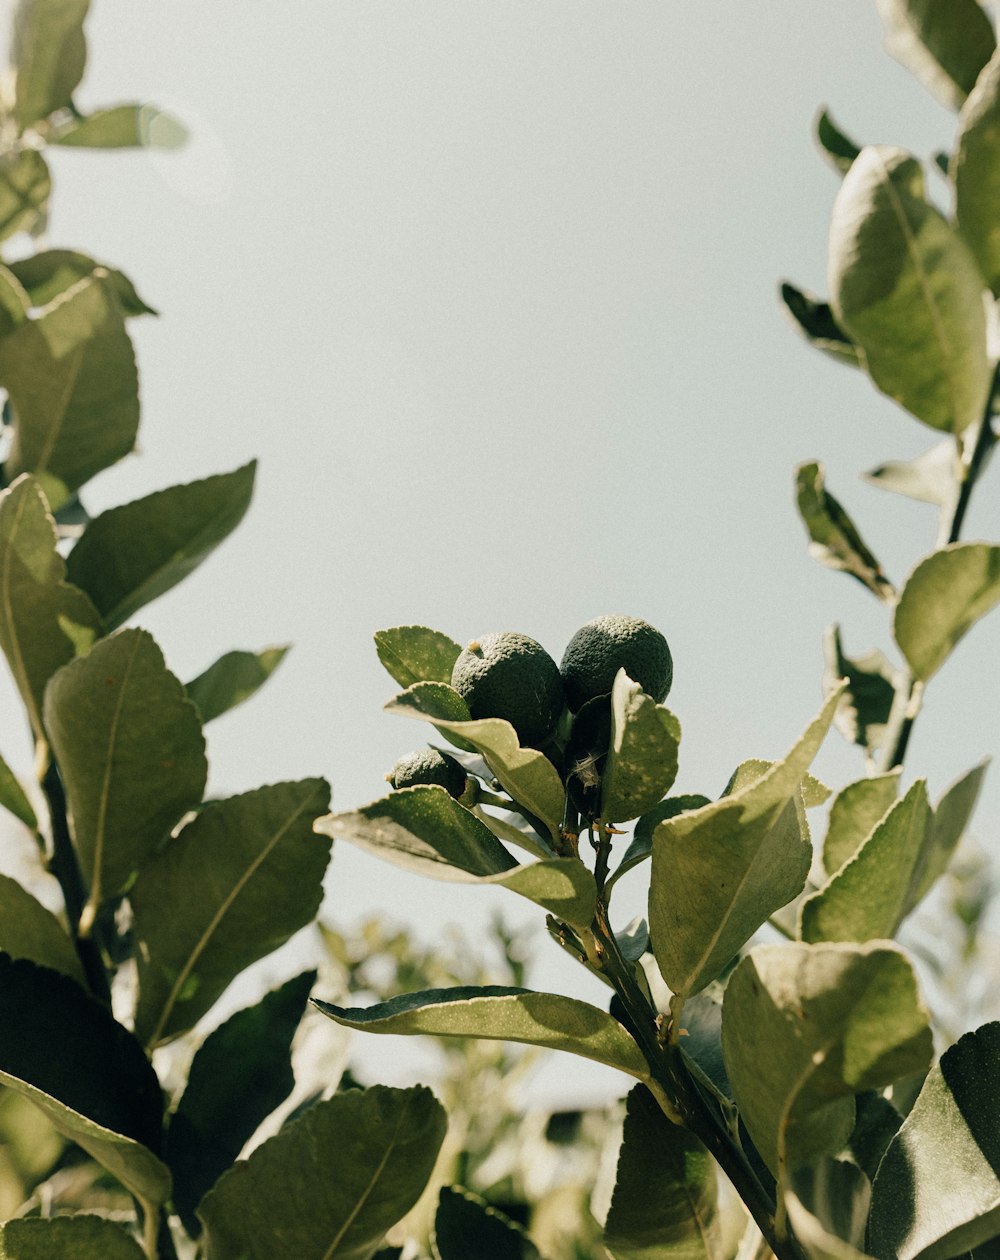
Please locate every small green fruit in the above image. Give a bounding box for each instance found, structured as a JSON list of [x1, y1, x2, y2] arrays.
[[451, 631, 565, 748], [388, 748, 467, 799], [560, 614, 672, 711]]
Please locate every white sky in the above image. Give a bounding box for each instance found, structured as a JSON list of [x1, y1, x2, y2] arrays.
[[3, 2, 999, 1104]]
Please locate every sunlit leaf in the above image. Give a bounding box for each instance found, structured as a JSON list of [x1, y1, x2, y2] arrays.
[[0, 873, 84, 984], [50, 101, 188, 149], [786, 1160, 873, 1260], [0, 149, 50, 242], [185, 645, 290, 724], [10, 0, 89, 128], [608, 795, 711, 890], [0, 747, 38, 831], [601, 671, 680, 823], [895, 543, 1000, 680], [863, 439, 960, 507], [0, 1215, 147, 1258], [875, 0, 996, 111], [822, 771, 900, 875], [796, 462, 894, 599], [9, 249, 156, 316], [375, 625, 462, 689]]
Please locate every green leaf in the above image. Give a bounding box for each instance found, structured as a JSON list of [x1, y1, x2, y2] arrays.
[[801, 780, 931, 943], [0, 149, 50, 242], [66, 462, 257, 630], [822, 771, 901, 875], [316, 786, 517, 879], [955, 48, 1000, 293], [912, 759, 988, 903], [796, 462, 895, 600], [608, 796, 711, 890], [9, 249, 156, 316], [816, 108, 862, 175], [132, 778, 331, 1047], [601, 671, 680, 823], [198, 1085, 447, 1260], [649, 689, 842, 998], [823, 625, 900, 756], [166, 970, 316, 1236], [894, 543, 1000, 680], [875, 0, 996, 111], [780, 281, 862, 367], [0, 265, 31, 338], [0, 748, 38, 831], [0, 1216, 147, 1258], [0, 953, 170, 1207], [829, 146, 992, 434], [868, 1021, 1000, 1259], [602, 1084, 721, 1259], [484, 858, 597, 928], [10, 0, 89, 128], [863, 439, 960, 507], [0, 873, 84, 983], [185, 645, 289, 724], [434, 1187, 541, 1260], [387, 687, 565, 841], [43, 627, 208, 921], [50, 101, 188, 148], [721, 941, 932, 1180], [786, 1160, 873, 1260], [0, 475, 100, 739], [315, 987, 650, 1081], [375, 625, 462, 688], [0, 273, 139, 504]]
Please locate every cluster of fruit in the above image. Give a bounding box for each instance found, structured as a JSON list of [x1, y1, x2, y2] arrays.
[[387, 614, 672, 821]]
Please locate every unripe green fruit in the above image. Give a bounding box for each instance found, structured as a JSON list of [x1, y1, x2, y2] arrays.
[[451, 631, 565, 748], [560, 614, 672, 712], [388, 748, 467, 799]]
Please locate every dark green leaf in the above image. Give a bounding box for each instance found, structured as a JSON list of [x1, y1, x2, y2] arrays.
[[375, 625, 462, 688], [132, 778, 331, 1046], [315, 987, 650, 1080], [0, 953, 169, 1206], [863, 439, 959, 507], [823, 625, 900, 756], [601, 671, 680, 823], [829, 146, 992, 434], [816, 108, 863, 174], [649, 690, 841, 998], [955, 48, 1000, 292], [722, 941, 932, 1180], [198, 1086, 447, 1260], [66, 462, 256, 629], [849, 1091, 903, 1183], [50, 101, 188, 149], [0, 149, 50, 242], [875, 0, 996, 110], [167, 971, 316, 1235], [9, 249, 156, 315], [0, 748, 38, 831], [0, 475, 100, 739], [869, 1021, 1000, 1259], [0, 265, 30, 338], [0, 273, 139, 505], [0, 1216, 146, 1258], [43, 627, 208, 924], [787, 1160, 872, 1259], [894, 543, 1000, 680], [603, 1085, 720, 1259], [796, 462, 894, 599], [185, 645, 290, 724], [434, 1186, 541, 1260], [0, 872, 84, 983], [822, 771, 900, 875], [10, 0, 89, 128], [780, 281, 861, 367]]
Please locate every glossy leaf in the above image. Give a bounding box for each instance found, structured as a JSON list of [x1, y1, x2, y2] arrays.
[[829, 146, 992, 434], [0, 149, 50, 242], [801, 780, 931, 943], [387, 687, 565, 841], [0, 273, 139, 504], [796, 462, 894, 599], [0, 476, 100, 738], [875, 0, 996, 110], [375, 625, 462, 688], [601, 671, 680, 823], [132, 778, 330, 1046], [66, 462, 257, 629], [816, 108, 862, 174], [0, 1216, 146, 1258], [603, 1084, 721, 1259], [0, 747, 38, 831], [316, 986, 650, 1080], [721, 941, 932, 1179], [955, 47, 1000, 292], [10, 0, 89, 128], [9, 249, 156, 316], [780, 281, 861, 367], [43, 628, 208, 919], [185, 645, 290, 724], [823, 625, 899, 756], [434, 1187, 541, 1260], [894, 543, 1000, 680], [0, 953, 169, 1206], [649, 689, 841, 998], [822, 771, 900, 875], [869, 1021, 1000, 1259], [51, 102, 188, 149], [198, 1086, 447, 1260], [166, 971, 316, 1235], [0, 873, 84, 983], [863, 439, 959, 506]]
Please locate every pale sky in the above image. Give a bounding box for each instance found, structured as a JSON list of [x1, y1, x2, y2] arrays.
[[3, 2, 999, 1103]]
